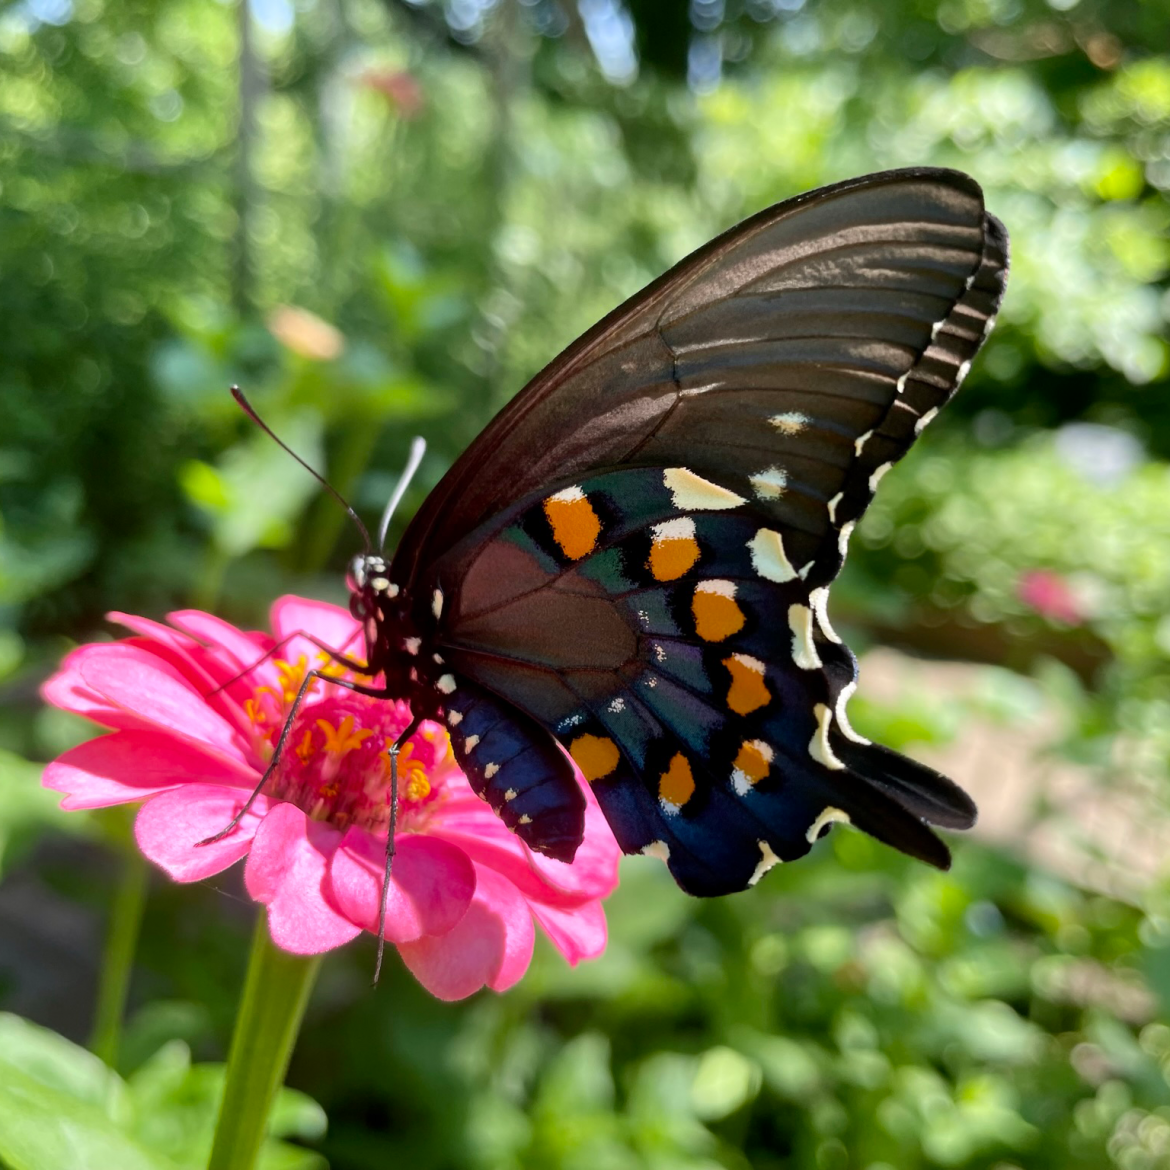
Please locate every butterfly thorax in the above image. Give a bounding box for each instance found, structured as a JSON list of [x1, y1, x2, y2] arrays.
[[347, 554, 444, 713]]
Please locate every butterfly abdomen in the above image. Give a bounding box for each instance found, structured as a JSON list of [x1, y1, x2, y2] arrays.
[[441, 676, 586, 862]]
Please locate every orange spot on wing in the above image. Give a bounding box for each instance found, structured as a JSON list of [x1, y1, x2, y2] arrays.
[[544, 489, 601, 560], [724, 654, 770, 715], [647, 519, 701, 581], [659, 753, 695, 809], [693, 582, 745, 641], [733, 739, 772, 785], [570, 733, 620, 782]]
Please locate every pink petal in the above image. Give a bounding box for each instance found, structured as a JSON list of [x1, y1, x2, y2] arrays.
[[167, 610, 273, 671], [44, 730, 256, 810], [397, 863, 534, 1001], [78, 644, 247, 762], [269, 596, 362, 659], [245, 803, 361, 954], [531, 899, 608, 965], [434, 787, 619, 908], [41, 645, 145, 730], [135, 784, 268, 881], [328, 830, 476, 943], [108, 612, 204, 656]]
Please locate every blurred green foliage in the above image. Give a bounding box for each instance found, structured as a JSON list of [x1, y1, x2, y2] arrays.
[[2, 0, 1170, 1167]]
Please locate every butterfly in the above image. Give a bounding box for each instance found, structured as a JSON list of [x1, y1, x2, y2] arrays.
[[235, 166, 1008, 903]]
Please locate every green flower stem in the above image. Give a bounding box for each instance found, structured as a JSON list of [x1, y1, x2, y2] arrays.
[[208, 915, 322, 1170], [89, 842, 149, 1067]]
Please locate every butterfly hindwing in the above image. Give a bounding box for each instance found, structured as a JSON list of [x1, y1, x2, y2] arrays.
[[424, 465, 974, 892]]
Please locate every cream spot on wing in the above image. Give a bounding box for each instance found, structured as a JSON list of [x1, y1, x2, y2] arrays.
[[809, 586, 840, 644], [827, 492, 843, 524], [432, 589, 444, 619], [748, 528, 797, 583], [436, 673, 456, 694], [504, 788, 517, 801], [663, 467, 745, 510], [404, 637, 420, 655], [748, 841, 782, 886], [806, 806, 851, 844], [749, 466, 788, 500], [518, 814, 532, 824], [895, 370, 910, 394], [983, 313, 998, 338], [956, 359, 972, 384], [447, 710, 462, 726], [788, 603, 821, 671], [809, 703, 844, 770], [868, 462, 892, 492], [914, 406, 939, 434], [855, 429, 873, 456], [642, 840, 670, 863], [608, 696, 626, 714], [484, 763, 499, 779], [387, 582, 400, 598], [463, 734, 480, 751], [834, 679, 870, 745], [838, 521, 855, 558], [433, 653, 444, 665], [770, 411, 809, 435]]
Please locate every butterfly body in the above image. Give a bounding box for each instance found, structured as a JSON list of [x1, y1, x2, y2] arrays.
[[343, 167, 1008, 895]]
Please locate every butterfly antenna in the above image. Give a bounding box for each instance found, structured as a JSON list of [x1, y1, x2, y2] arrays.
[[378, 436, 427, 551], [231, 385, 372, 552]]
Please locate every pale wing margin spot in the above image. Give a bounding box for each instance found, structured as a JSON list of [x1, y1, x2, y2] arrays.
[[504, 788, 517, 801], [834, 679, 870, 745], [806, 807, 851, 844], [749, 467, 788, 500], [437, 673, 457, 694], [788, 604, 822, 670], [809, 586, 841, 644], [827, 491, 843, 524], [854, 429, 873, 456], [749, 528, 797, 583], [837, 521, 855, 558], [432, 589, 444, 619], [464, 734, 480, 751], [447, 710, 462, 725], [770, 411, 809, 434], [748, 841, 782, 886], [663, 467, 745, 510], [642, 840, 670, 862], [484, 763, 499, 779], [914, 406, 939, 435], [868, 462, 892, 493], [809, 703, 844, 770]]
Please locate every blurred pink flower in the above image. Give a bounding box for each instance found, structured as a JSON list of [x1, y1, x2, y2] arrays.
[[42, 597, 619, 1001], [357, 68, 424, 118], [1018, 569, 1083, 626]]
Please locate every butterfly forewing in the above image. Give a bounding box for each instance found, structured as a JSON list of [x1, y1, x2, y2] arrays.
[[386, 167, 1008, 889]]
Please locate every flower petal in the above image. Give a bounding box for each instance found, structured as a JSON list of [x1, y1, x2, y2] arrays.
[[78, 643, 247, 762], [328, 830, 476, 943], [45, 730, 256, 810], [269, 596, 362, 659], [245, 803, 361, 954], [135, 784, 267, 881], [434, 783, 619, 908], [397, 863, 534, 1001], [531, 899, 608, 965]]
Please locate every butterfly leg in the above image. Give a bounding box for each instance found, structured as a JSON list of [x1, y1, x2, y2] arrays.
[[373, 713, 422, 986], [197, 669, 394, 846], [207, 629, 368, 697]]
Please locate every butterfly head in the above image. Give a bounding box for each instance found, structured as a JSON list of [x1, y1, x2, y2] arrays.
[[348, 554, 399, 615]]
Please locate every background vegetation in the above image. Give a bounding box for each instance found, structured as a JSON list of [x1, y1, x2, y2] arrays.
[[2, 0, 1170, 1166]]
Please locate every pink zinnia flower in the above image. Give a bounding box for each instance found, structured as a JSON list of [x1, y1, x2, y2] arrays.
[[41, 597, 620, 1000], [1018, 569, 1083, 626]]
